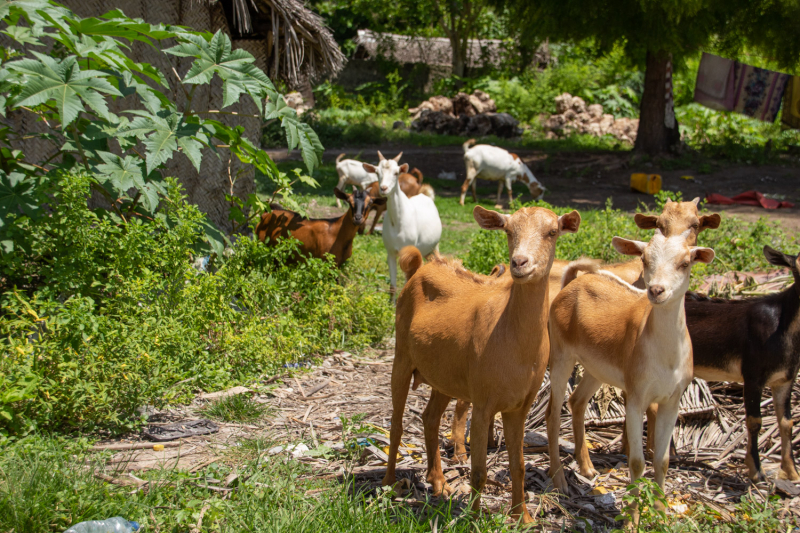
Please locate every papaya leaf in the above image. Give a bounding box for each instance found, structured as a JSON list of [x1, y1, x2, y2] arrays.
[[94, 152, 144, 193]]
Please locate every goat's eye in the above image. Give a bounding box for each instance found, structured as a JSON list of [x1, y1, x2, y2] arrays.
[[549, 229, 557, 237], [681, 261, 690, 268], [691, 223, 699, 229]]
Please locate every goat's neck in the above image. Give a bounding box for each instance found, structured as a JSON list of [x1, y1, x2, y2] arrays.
[[643, 295, 689, 364], [386, 184, 410, 227], [329, 210, 357, 246], [506, 276, 550, 353]]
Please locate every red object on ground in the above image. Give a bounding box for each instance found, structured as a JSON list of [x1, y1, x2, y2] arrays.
[[705, 190, 794, 209]]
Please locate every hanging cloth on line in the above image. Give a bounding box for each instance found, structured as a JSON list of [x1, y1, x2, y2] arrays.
[[694, 52, 736, 111], [730, 63, 790, 122], [693, 53, 790, 123], [781, 76, 800, 130]]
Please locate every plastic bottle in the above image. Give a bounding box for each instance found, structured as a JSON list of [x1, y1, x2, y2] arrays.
[[63, 517, 139, 533]]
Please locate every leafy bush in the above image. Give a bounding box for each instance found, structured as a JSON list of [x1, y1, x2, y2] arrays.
[[0, 174, 393, 437], [463, 197, 792, 283]]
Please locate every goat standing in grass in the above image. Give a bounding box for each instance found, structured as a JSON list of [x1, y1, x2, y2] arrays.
[[363, 152, 441, 299], [255, 188, 384, 267], [334, 153, 378, 208], [546, 229, 714, 516], [385, 206, 580, 524], [362, 168, 434, 236], [460, 139, 545, 206]]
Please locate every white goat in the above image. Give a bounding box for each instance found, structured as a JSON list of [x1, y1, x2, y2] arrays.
[[334, 153, 379, 208], [363, 152, 442, 298], [460, 139, 545, 206]]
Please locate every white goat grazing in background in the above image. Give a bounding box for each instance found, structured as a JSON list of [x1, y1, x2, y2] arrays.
[[460, 139, 546, 206], [363, 152, 442, 299], [334, 153, 379, 208]]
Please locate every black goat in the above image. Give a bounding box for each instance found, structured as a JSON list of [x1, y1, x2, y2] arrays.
[[685, 245, 800, 481]]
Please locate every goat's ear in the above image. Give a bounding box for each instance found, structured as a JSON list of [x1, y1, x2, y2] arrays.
[[363, 163, 377, 173], [691, 247, 716, 264], [334, 188, 349, 201], [473, 206, 507, 230], [558, 210, 581, 234], [699, 213, 721, 231], [371, 197, 387, 206], [489, 264, 506, 277], [399, 163, 409, 173], [634, 213, 658, 230], [763, 245, 794, 268], [612, 237, 646, 257]]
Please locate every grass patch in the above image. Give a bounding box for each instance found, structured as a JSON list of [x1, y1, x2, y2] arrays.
[[199, 394, 270, 423]]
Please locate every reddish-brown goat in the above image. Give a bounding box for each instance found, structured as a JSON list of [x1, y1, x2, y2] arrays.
[[362, 168, 428, 235], [255, 188, 384, 267]]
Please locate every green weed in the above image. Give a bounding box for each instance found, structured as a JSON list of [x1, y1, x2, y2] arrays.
[[199, 394, 270, 423]]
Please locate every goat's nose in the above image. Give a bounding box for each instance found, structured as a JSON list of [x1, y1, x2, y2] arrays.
[[648, 285, 665, 298], [511, 256, 528, 269], [380, 185, 388, 192]]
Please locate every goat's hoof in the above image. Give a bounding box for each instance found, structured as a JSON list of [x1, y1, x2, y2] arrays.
[[580, 466, 599, 479], [749, 470, 767, 483], [549, 471, 569, 494], [431, 481, 453, 497], [779, 469, 800, 481], [381, 474, 396, 487]]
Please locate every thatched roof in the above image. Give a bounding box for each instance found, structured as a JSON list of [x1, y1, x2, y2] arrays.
[[210, 0, 345, 82], [355, 29, 549, 69]]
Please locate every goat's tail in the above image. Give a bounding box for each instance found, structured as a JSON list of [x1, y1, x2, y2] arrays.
[[410, 168, 423, 183], [419, 184, 435, 200], [561, 258, 602, 289], [335, 153, 345, 164], [399, 246, 424, 281], [462, 138, 476, 153]]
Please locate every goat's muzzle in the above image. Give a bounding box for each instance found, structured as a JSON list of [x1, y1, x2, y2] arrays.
[[380, 185, 389, 193], [647, 285, 667, 304]]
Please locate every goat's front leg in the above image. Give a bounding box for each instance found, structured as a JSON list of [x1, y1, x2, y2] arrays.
[[621, 396, 659, 457], [452, 399, 470, 463], [773, 381, 800, 481], [387, 251, 397, 302], [569, 372, 602, 479], [422, 389, 453, 496], [624, 396, 646, 526], [652, 393, 682, 502], [502, 408, 534, 524], [496, 181, 504, 205], [744, 381, 767, 482], [468, 405, 493, 514]]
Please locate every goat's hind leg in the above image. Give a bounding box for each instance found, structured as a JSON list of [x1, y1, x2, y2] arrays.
[[546, 349, 576, 493], [452, 399, 470, 463], [569, 372, 602, 478], [382, 358, 413, 487], [773, 381, 800, 480], [422, 389, 454, 496]]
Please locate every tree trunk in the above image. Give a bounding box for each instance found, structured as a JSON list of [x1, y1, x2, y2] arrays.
[[634, 50, 680, 155], [451, 35, 466, 77]]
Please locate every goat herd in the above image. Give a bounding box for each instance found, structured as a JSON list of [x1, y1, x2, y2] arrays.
[[255, 144, 800, 525]]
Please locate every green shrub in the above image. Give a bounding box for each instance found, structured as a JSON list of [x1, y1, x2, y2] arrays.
[[0, 174, 393, 437], [463, 197, 793, 283]]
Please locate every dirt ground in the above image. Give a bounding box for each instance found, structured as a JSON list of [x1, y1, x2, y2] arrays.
[[269, 146, 800, 232]]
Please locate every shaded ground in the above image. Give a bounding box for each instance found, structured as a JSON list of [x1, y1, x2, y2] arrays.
[[269, 146, 800, 232]]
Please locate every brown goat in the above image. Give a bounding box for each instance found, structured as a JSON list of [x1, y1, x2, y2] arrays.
[[255, 188, 385, 267], [385, 206, 581, 524], [362, 168, 431, 235]]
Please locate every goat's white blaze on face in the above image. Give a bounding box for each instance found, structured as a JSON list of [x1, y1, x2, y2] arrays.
[[613, 233, 714, 305]]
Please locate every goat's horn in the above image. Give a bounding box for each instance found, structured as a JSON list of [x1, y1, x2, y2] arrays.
[[393, 152, 403, 162], [692, 197, 701, 206], [377, 151, 385, 161]]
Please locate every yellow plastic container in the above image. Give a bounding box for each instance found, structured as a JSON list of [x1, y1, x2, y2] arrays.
[[630, 173, 662, 195]]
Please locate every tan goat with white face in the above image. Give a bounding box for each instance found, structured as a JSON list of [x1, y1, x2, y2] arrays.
[[546, 229, 714, 513]]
